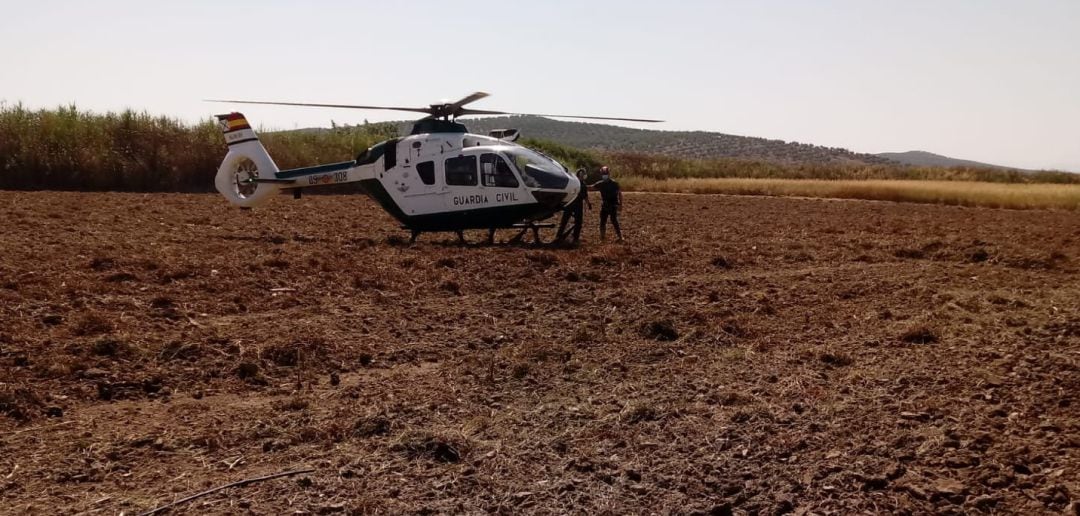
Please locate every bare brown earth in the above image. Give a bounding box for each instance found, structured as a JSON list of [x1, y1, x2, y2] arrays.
[[0, 191, 1077, 515]]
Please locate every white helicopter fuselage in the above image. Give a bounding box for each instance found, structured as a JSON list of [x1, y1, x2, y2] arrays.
[[216, 114, 580, 232]]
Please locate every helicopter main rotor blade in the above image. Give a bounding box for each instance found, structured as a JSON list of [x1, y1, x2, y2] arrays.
[[457, 108, 664, 123], [447, 92, 490, 112], [205, 96, 664, 123], [205, 99, 434, 115]]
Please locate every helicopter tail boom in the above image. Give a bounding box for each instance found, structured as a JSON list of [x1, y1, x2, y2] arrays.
[[214, 112, 282, 207]]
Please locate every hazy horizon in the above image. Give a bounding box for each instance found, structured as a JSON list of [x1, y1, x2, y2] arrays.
[[2, 0, 1077, 171]]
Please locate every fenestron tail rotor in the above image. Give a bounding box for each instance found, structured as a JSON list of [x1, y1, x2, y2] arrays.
[[205, 92, 663, 123]]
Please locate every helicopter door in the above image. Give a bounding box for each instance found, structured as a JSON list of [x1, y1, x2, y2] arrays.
[[443, 154, 483, 212], [397, 159, 444, 216], [479, 152, 522, 205]]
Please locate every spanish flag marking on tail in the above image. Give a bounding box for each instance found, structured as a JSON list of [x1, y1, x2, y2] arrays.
[[227, 118, 251, 131], [216, 112, 252, 133]]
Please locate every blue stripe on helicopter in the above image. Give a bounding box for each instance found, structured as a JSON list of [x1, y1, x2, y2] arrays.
[[276, 161, 355, 179]]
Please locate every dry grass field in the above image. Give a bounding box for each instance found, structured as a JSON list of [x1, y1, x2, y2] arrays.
[[622, 178, 1080, 211], [0, 191, 1077, 514]]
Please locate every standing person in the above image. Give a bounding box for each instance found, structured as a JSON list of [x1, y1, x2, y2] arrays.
[[555, 169, 592, 245], [592, 166, 623, 242]]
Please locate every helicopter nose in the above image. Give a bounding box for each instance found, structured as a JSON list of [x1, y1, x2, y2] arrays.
[[563, 174, 581, 206]]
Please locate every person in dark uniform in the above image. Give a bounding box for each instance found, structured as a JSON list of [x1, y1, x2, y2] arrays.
[[591, 166, 623, 242], [555, 169, 591, 245]]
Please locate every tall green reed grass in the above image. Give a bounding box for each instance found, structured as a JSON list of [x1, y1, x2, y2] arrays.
[[0, 103, 394, 191]]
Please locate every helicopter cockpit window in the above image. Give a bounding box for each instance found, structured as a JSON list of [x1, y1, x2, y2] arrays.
[[480, 153, 519, 188], [416, 161, 435, 185], [503, 148, 570, 189], [445, 155, 477, 186]]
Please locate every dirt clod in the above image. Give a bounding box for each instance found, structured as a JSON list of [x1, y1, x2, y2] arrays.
[[968, 248, 991, 263], [708, 503, 734, 516], [91, 337, 130, 357], [511, 362, 530, 379], [71, 313, 113, 336], [900, 325, 939, 344], [354, 415, 391, 438], [317, 502, 347, 514], [358, 353, 374, 367], [81, 368, 108, 379], [392, 430, 465, 463], [819, 351, 853, 367], [264, 340, 324, 367], [641, 319, 678, 341], [235, 362, 260, 380], [622, 402, 662, 423], [0, 387, 43, 422]]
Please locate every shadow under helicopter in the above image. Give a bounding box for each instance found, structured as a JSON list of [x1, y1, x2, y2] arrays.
[[389, 223, 576, 248]]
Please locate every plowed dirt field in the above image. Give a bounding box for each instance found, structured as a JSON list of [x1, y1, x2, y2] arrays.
[[1, 191, 1077, 515]]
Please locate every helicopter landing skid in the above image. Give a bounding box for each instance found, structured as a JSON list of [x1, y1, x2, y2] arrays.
[[403, 224, 554, 246], [503, 222, 555, 246]]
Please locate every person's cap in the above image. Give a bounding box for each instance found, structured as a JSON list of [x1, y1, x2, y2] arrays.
[[600, 166, 609, 172]]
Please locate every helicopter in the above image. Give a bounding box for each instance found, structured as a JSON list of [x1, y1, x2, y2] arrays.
[[209, 92, 661, 243]]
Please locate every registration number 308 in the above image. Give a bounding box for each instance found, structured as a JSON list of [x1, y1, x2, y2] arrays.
[[307, 170, 349, 186]]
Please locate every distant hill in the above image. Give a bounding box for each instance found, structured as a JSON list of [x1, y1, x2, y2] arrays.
[[396, 116, 895, 166], [334, 116, 1035, 171], [875, 150, 1016, 170]]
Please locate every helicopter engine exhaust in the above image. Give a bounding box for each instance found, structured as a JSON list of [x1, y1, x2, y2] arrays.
[[214, 112, 281, 208]]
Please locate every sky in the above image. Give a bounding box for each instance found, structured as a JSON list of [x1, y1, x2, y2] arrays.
[[1, 0, 1078, 171]]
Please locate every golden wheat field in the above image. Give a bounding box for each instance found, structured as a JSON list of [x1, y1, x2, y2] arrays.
[[621, 178, 1080, 210]]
